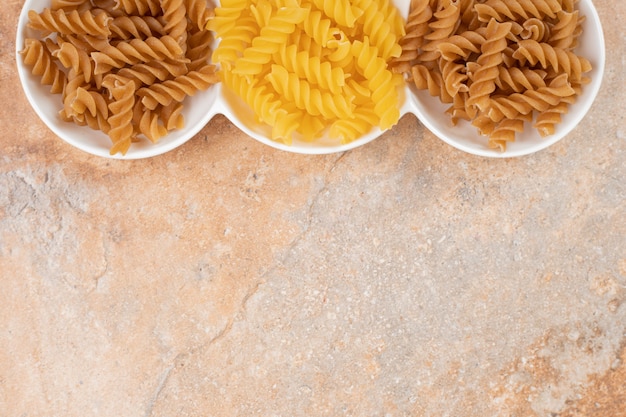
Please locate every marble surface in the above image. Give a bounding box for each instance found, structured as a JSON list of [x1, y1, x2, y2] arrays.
[[1, 2, 625, 416]]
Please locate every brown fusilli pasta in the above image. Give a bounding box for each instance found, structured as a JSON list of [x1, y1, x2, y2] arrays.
[[21, 0, 218, 155], [21, 38, 66, 94], [392, 0, 592, 150], [27, 8, 112, 38]]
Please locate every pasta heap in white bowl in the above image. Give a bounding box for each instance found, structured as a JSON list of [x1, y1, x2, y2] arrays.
[[206, 0, 409, 154], [17, 0, 221, 158], [395, 0, 605, 157]]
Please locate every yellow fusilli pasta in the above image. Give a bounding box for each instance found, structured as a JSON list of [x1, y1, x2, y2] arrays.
[[209, 0, 405, 145]]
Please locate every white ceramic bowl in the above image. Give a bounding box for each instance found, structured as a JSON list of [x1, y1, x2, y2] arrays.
[[16, 0, 604, 158], [15, 0, 222, 159], [403, 0, 606, 158]]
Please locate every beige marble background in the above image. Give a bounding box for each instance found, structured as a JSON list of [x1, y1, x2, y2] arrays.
[[1, 1, 625, 416]]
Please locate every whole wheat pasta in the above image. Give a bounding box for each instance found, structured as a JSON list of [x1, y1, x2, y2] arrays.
[[21, 0, 218, 155], [391, 0, 592, 151], [21, 38, 66, 94]]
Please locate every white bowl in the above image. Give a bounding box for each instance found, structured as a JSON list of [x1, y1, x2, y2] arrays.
[[15, 0, 222, 160], [401, 0, 605, 158], [16, 0, 604, 158]]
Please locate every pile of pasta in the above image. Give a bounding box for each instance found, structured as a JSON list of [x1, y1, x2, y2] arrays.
[[392, 0, 592, 151], [21, 0, 218, 155], [207, 0, 406, 144]]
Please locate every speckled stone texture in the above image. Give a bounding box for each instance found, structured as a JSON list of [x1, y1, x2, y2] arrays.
[[1, 2, 625, 417]]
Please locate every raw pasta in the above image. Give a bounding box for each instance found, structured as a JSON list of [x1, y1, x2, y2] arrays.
[[114, 0, 162, 16], [27, 8, 112, 37], [107, 76, 136, 155], [109, 15, 167, 40], [21, 0, 218, 155], [50, 0, 90, 11], [392, 0, 592, 150], [137, 64, 219, 110], [161, 0, 189, 51], [21, 38, 67, 94], [208, 0, 406, 145]]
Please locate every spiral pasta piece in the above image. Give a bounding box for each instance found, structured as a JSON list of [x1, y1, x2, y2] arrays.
[[440, 59, 469, 97], [114, 0, 161, 16], [466, 19, 512, 111], [299, 10, 338, 47], [21, 39, 67, 94], [533, 101, 568, 136], [186, 0, 215, 30], [412, 64, 453, 103], [436, 30, 485, 61], [159, 102, 185, 131], [53, 40, 94, 83], [275, 45, 346, 94], [323, 33, 354, 70], [547, 10, 579, 49], [353, 0, 403, 59], [91, 36, 185, 75], [495, 66, 547, 93], [389, 0, 432, 73], [132, 102, 168, 143], [28, 8, 111, 38], [61, 70, 90, 118], [249, 0, 274, 27], [291, 32, 325, 60], [205, 0, 249, 34], [186, 29, 215, 70], [83, 108, 112, 133], [109, 15, 166, 40], [512, 39, 592, 82], [457, 0, 480, 30], [421, 0, 461, 55], [519, 17, 551, 41], [107, 78, 136, 155], [69, 87, 108, 118], [60, 33, 109, 52], [116, 59, 188, 86], [475, 0, 562, 22], [137, 64, 219, 109], [445, 91, 471, 124], [267, 65, 354, 119], [161, 0, 188, 50], [489, 73, 575, 120], [330, 107, 379, 144], [352, 38, 401, 129], [232, 6, 309, 76], [271, 108, 305, 143], [221, 71, 284, 127], [490, 117, 525, 145], [310, 0, 362, 28]]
